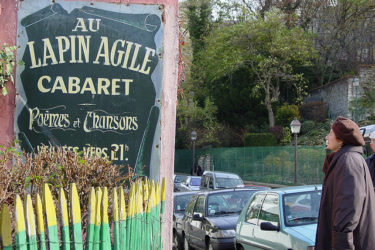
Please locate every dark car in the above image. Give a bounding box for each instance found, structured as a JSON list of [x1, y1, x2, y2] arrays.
[[173, 191, 198, 249], [182, 187, 269, 250]]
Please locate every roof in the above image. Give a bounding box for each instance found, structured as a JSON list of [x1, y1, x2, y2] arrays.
[[203, 171, 241, 179], [194, 187, 265, 196], [173, 190, 198, 197], [263, 185, 322, 195]]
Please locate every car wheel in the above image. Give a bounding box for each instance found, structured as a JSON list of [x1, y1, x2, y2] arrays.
[[206, 239, 214, 250], [236, 244, 244, 250], [184, 235, 192, 250]]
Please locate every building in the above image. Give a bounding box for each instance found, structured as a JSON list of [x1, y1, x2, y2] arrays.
[[304, 65, 375, 121]]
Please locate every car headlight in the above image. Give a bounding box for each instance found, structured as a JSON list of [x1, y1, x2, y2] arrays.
[[307, 246, 315, 250], [212, 229, 235, 238]]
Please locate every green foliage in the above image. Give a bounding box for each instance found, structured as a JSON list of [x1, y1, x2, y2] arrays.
[[176, 96, 223, 148], [298, 120, 331, 146], [195, 8, 316, 127], [300, 120, 316, 135], [275, 104, 300, 127], [244, 133, 277, 146], [0, 44, 18, 96], [280, 127, 292, 145], [351, 67, 375, 118], [185, 0, 212, 59]]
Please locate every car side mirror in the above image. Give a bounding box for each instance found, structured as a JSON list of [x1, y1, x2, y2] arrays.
[[260, 222, 279, 231], [193, 213, 203, 221]]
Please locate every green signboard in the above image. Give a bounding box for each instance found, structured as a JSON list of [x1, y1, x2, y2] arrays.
[[16, 1, 163, 177]]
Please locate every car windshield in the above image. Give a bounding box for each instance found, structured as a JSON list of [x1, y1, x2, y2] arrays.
[[174, 194, 195, 212], [207, 190, 256, 217], [215, 177, 243, 188], [190, 177, 201, 186], [174, 175, 188, 183], [283, 190, 322, 226]]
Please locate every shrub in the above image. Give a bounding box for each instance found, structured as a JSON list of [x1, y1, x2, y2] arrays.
[[275, 104, 300, 127], [300, 102, 328, 122], [0, 142, 133, 235], [244, 133, 277, 146], [300, 120, 316, 135], [269, 126, 284, 144], [280, 127, 292, 145]]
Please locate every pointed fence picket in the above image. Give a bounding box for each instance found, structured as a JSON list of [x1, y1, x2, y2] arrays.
[[0, 178, 166, 249]]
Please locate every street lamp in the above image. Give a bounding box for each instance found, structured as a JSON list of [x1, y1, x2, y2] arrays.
[[190, 130, 197, 175], [290, 118, 301, 185]]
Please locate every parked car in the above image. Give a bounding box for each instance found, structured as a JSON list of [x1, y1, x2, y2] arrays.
[[173, 191, 198, 249], [174, 174, 189, 192], [182, 187, 268, 250], [360, 124, 375, 156], [200, 171, 244, 190], [180, 176, 202, 191], [235, 185, 322, 250]]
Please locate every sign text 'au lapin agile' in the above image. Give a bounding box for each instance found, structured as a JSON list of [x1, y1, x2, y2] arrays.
[[16, 2, 164, 176]]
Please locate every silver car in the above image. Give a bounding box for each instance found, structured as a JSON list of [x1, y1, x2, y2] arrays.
[[235, 185, 321, 250]]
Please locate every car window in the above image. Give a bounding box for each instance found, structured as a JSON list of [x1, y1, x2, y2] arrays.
[[190, 177, 201, 186], [207, 190, 255, 216], [175, 175, 187, 183], [201, 176, 208, 188], [174, 194, 195, 213], [245, 193, 265, 224], [209, 177, 214, 189], [258, 194, 279, 226], [215, 177, 243, 189], [283, 190, 321, 226], [185, 196, 198, 216], [193, 195, 205, 216]]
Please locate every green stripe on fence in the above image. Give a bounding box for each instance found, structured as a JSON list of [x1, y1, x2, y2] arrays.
[[36, 194, 47, 250], [70, 183, 83, 250], [0, 178, 166, 249]]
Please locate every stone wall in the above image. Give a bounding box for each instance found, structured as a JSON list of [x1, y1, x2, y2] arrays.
[[304, 66, 375, 120]]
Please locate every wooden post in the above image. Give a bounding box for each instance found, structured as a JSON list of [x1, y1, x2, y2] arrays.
[[70, 183, 83, 250], [35, 194, 47, 250], [1, 205, 12, 250], [43, 184, 59, 250], [15, 195, 27, 250], [86, 188, 96, 250], [59, 188, 70, 250], [25, 194, 37, 250], [101, 187, 111, 250], [119, 187, 127, 250]]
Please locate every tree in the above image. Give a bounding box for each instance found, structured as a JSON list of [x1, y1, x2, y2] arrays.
[[196, 9, 315, 127], [175, 95, 223, 149]]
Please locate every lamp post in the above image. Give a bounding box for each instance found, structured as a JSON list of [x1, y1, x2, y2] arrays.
[[290, 118, 301, 185], [190, 131, 197, 175], [352, 77, 359, 122]]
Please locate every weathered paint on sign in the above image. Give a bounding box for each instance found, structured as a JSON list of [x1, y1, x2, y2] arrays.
[[16, 1, 163, 177]]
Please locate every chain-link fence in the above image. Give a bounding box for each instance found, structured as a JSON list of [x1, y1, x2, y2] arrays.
[[175, 146, 326, 185]]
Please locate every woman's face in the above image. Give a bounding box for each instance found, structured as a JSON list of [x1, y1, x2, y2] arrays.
[[326, 130, 343, 152]]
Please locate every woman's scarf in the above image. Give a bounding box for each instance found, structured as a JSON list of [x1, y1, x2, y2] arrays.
[[322, 152, 336, 174]]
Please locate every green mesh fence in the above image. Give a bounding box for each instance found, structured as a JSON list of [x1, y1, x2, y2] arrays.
[[175, 146, 326, 185]]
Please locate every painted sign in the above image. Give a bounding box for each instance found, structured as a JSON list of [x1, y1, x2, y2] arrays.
[[15, 1, 163, 176]]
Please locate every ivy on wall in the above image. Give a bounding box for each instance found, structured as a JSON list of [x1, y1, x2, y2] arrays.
[[0, 44, 20, 96]]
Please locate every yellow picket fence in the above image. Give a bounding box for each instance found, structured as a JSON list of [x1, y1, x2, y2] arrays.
[[0, 178, 166, 249]]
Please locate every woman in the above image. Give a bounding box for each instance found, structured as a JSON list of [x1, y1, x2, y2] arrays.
[[315, 117, 375, 249]]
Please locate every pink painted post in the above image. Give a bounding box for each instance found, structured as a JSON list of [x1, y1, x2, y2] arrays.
[[0, 0, 17, 147], [1, 0, 178, 248]]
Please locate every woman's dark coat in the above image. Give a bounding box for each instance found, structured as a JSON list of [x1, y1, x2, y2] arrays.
[[315, 145, 375, 249]]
